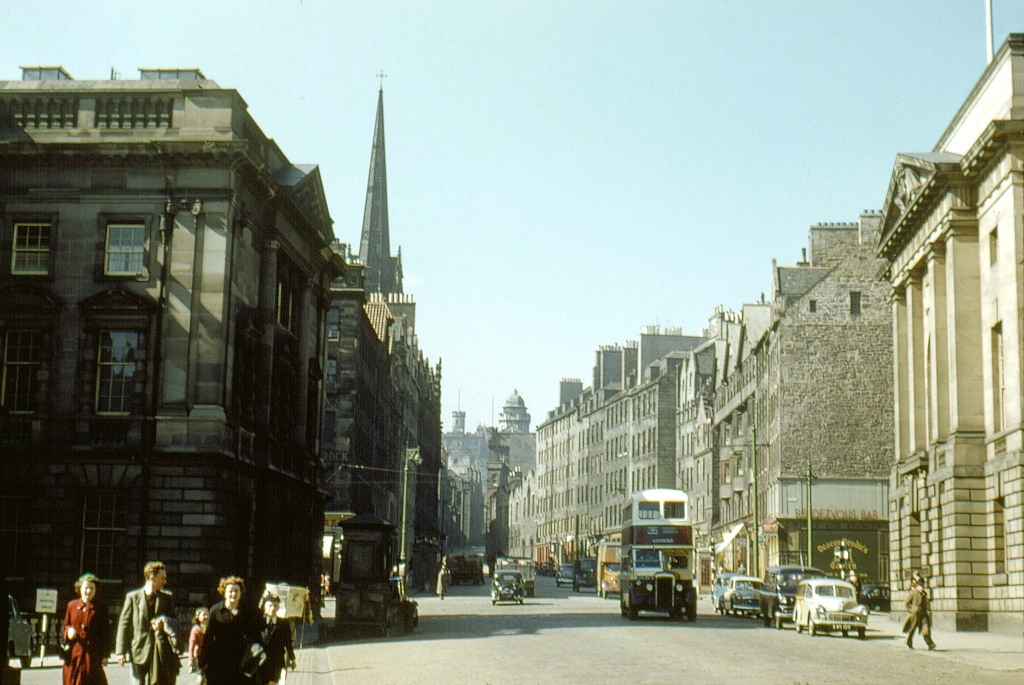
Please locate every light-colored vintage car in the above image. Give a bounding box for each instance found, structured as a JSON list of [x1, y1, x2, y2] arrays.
[[793, 578, 868, 638]]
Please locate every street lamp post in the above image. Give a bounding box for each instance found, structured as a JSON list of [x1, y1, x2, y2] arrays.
[[834, 539, 851, 580], [400, 447, 422, 576]]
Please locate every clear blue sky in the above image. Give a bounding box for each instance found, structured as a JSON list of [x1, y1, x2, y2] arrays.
[[6, 1, 1024, 432]]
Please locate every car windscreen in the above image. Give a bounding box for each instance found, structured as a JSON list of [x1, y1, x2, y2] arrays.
[[779, 570, 823, 589], [735, 581, 760, 591]]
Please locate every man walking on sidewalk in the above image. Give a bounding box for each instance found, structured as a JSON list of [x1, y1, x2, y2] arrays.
[[904, 574, 936, 650]]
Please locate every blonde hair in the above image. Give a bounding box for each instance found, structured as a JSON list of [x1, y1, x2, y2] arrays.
[[74, 573, 99, 594]]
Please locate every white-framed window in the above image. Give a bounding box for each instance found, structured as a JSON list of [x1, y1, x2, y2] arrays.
[[104, 223, 146, 276], [95, 330, 137, 414], [2, 330, 42, 413], [80, 492, 126, 581], [12, 222, 51, 275], [0, 496, 30, 579]]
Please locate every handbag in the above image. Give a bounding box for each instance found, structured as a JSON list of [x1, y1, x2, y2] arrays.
[[240, 642, 267, 678]]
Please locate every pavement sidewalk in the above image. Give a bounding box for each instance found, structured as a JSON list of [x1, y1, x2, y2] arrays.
[[875, 612, 1024, 678]]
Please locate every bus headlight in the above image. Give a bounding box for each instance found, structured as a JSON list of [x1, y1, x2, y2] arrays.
[[645, 583, 654, 592], [676, 583, 684, 592]]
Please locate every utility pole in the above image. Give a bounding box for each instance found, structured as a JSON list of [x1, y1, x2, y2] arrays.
[[806, 460, 815, 567], [400, 447, 421, 577], [752, 425, 759, 578]]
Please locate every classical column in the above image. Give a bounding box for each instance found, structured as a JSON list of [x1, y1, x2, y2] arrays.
[[905, 272, 926, 455], [892, 285, 910, 461], [926, 245, 950, 445]]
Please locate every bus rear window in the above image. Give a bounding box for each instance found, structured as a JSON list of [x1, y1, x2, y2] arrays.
[[664, 501, 686, 519]]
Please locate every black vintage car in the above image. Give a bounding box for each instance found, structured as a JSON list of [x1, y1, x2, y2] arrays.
[[492, 571, 525, 605], [573, 558, 596, 591], [858, 583, 891, 612], [759, 565, 826, 629]]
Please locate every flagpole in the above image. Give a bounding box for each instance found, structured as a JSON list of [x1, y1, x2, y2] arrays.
[[985, 0, 994, 64]]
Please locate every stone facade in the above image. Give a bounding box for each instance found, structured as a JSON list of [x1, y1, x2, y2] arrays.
[[878, 34, 1024, 632], [711, 215, 893, 581], [522, 330, 702, 564], [319, 88, 442, 594], [0, 67, 342, 612], [442, 411, 488, 547]]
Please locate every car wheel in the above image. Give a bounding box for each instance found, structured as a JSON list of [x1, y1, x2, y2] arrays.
[[857, 627, 866, 639], [20, 655, 31, 669], [810, 621, 818, 636], [775, 612, 783, 630], [762, 607, 771, 626], [796, 615, 803, 634], [842, 629, 849, 637]]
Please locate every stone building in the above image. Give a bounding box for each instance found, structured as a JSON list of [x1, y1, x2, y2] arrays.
[[877, 34, 1024, 632], [484, 391, 537, 560], [319, 87, 442, 592], [711, 215, 893, 581], [675, 320, 727, 590], [441, 410, 488, 547], [0, 66, 343, 610], [527, 328, 703, 564]]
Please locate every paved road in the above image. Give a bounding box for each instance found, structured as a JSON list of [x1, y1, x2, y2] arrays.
[[11, 575, 1024, 684]]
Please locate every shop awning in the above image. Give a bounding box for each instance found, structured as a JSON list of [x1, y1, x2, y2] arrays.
[[715, 522, 745, 553]]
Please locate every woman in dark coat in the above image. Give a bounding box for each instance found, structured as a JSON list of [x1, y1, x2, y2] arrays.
[[199, 576, 259, 685], [62, 573, 111, 685]]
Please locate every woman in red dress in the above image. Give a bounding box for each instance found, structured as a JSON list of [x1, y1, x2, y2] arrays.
[[62, 573, 111, 685]]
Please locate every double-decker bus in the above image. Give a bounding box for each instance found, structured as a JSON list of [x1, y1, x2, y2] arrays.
[[619, 488, 696, 621]]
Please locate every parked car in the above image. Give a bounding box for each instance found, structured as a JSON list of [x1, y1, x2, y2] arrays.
[[556, 563, 575, 587], [574, 558, 596, 591], [793, 577, 868, 638], [722, 575, 762, 617], [712, 572, 738, 615], [8, 594, 33, 668], [859, 583, 891, 612], [759, 565, 826, 629]]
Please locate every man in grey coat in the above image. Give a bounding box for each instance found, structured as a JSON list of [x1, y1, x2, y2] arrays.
[[116, 561, 177, 684]]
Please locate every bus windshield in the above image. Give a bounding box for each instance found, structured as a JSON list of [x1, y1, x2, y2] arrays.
[[634, 549, 662, 569]]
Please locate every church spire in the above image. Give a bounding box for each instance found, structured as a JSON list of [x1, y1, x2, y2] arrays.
[[359, 85, 401, 295]]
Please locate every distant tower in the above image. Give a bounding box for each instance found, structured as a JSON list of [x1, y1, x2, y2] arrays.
[[498, 389, 531, 433], [358, 86, 403, 296], [452, 410, 466, 434]]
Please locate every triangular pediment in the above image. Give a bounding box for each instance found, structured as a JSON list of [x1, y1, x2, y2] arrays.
[[277, 164, 333, 243], [878, 152, 962, 259], [79, 285, 156, 315]]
